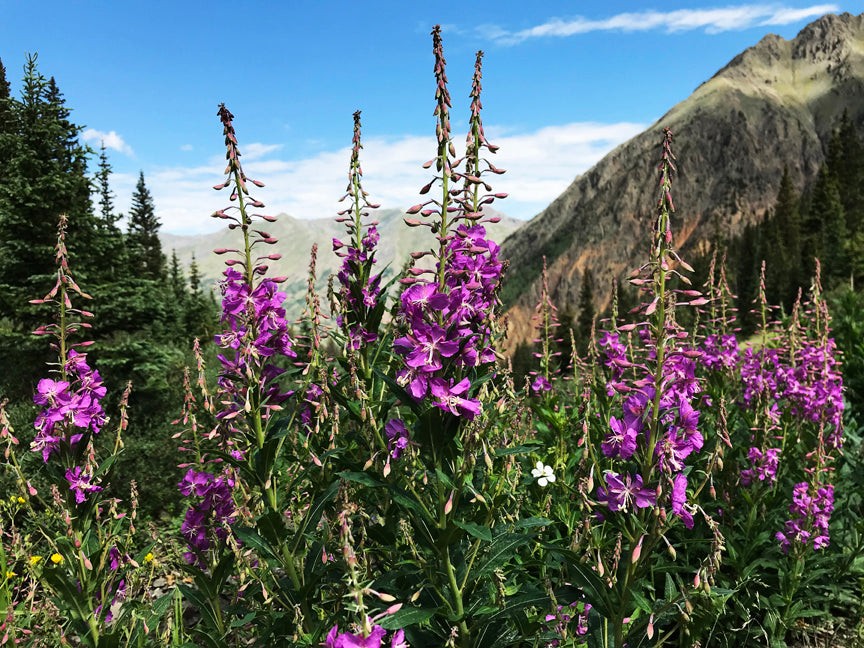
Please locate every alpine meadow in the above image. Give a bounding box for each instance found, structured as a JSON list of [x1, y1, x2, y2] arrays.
[[2, 10, 864, 648]]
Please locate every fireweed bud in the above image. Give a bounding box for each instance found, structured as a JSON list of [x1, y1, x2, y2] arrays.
[[444, 491, 454, 515]]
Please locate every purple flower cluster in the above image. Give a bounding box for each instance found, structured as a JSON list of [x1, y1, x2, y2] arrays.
[[216, 267, 296, 425], [333, 226, 382, 349], [179, 469, 237, 566], [599, 331, 628, 383], [394, 226, 502, 420], [384, 419, 410, 459], [776, 481, 834, 553], [325, 625, 407, 648], [597, 472, 656, 512], [739, 346, 783, 407], [543, 600, 591, 646], [720, 338, 842, 443], [598, 338, 703, 528], [784, 340, 844, 447], [740, 446, 781, 486], [65, 466, 103, 504], [702, 326, 843, 552], [31, 350, 107, 462], [333, 110, 384, 350], [700, 334, 739, 371]]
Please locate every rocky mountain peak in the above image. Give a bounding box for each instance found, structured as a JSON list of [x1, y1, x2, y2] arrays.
[[499, 12, 864, 354]]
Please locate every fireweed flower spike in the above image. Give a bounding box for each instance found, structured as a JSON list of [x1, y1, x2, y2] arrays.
[[333, 110, 384, 356], [30, 216, 107, 492], [177, 106, 298, 573], [396, 32, 504, 420]]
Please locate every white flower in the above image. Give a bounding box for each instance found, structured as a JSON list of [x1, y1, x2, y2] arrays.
[[531, 461, 556, 487]]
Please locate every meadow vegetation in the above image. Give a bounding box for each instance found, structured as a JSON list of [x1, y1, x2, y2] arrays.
[[1, 26, 863, 648]]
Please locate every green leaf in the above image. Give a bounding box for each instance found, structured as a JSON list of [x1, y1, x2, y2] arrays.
[[338, 471, 383, 488], [494, 443, 541, 457], [292, 479, 340, 554], [514, 517, 552, 529], [377, 606, 437, 630], [453, 520, 493, 542], [664, 573, 676, 603], [476, 533, 530, 577]]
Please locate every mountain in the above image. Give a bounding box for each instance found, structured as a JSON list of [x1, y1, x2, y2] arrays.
[[499, 12, 864, 350], [161, 208, 521, 315]]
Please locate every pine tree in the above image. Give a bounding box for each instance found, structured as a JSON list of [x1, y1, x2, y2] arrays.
[[93, 143, 127, 280], [184, 254, 218, 342], [0, 55, 99, 328], [761, 168, 802, 310], [169, 250, 187, 303], [804, 166, 847, 282], [0, 57, 13, 141], [576, 269, 595, 355], [831, 112, 863, 237], [735, 223, 762, 333], [126, 171, 165, 280]]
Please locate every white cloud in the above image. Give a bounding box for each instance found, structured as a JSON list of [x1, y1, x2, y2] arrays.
[[180, 143, 194, 151], [485, 4, 839, 44], [242, 142, 283, 161], [112, 122, 643, 235], [81, 128, 134, 156]]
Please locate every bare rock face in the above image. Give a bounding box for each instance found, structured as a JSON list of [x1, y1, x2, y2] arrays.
[[500, 12, 864, 351]]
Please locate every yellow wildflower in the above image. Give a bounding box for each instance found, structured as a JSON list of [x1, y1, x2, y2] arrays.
[[17, 497, 26, 504], [144, 552, 154, 564], [6, 570, 16, 579], [28, 555, 42, 566], [50, 553, 63, 565]]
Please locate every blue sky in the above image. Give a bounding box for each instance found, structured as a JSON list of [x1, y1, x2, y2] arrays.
[[0, 1, 854, 233]]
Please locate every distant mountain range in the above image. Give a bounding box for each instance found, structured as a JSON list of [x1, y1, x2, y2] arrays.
[[161, 12, 864, 346], [160, 208, 521, 315], [499, 11, 864, 350]]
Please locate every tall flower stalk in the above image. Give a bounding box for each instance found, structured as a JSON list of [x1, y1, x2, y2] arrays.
[[2, 215, 151, 646]]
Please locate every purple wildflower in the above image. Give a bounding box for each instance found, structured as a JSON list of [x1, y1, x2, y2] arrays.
[[700, 333, 739, 371], [384, 419, 410, 459], [740, 447, 781, 486], [64, 466, 103, 505], [32, 350, 107, 462], [597, 472, 656, 512], [670, 473, 694, 529], [543, 600, 591, 646], [602, 416, 639, 460], [179, 469, 237, 566], [776, 481, 834, 553], [325, 625, 407, 648]]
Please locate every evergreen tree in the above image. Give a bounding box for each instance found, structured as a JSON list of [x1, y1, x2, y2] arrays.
[[831, 112, 863, 243], [0, 58, 13, 141], [94, 143, 127, 280], [184, 254, 218, 342], [0, 55, 99, 331], [576, 269, 595, 356], [804, 166, 847, 282], [735, 223, 762, 333], [760, 168, 802, 310], [169, 249, 187, 304], [126, 171, 165, 279]]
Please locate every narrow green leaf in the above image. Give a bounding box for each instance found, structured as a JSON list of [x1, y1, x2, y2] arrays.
[[453, 520, 493, 542]]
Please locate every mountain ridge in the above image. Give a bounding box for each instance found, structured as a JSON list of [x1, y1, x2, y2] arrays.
[[160, 208, 521, 314], [499, 11, 864, 351]]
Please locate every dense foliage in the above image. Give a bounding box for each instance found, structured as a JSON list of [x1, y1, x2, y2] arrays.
[[0, 55, 219, 517]]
